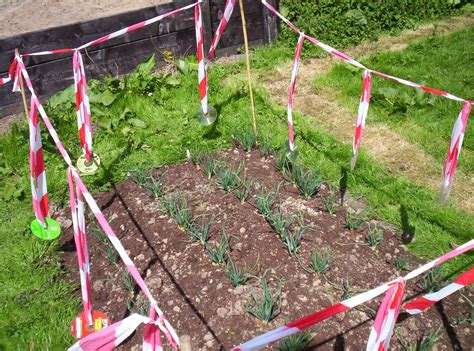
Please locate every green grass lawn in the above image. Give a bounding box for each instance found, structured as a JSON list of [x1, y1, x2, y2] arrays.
[[317, 27, 474, 174], [0, 31, 473, 349]]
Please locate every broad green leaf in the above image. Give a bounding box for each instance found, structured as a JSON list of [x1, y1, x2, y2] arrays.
[[128, 118, 147, 129]]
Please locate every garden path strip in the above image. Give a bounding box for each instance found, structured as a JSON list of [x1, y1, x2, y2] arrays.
[[261, 12, 474, 213], [60, 147, 472, 350]]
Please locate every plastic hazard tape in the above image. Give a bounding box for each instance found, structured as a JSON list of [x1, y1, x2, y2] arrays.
[[232, 239, 473, 350], [28, 96, 49, 228], [366, 278, 405, 351], [404, 267, 474, 315], [14, 56, 178, 350], [259, 0, 473, 201], [0, 59, 17, 86], [13, 55, 50, 229], [14, 1, 200, 166], [287, 32, 305, 152], [351, 70, 372, 170], [195, 1, 209, 115], [440, 102, 472, 202], [68, 167, 179, 350], [67, 167, 93, 327], [208, 0, 236, 61], [73, 50, 93, 162], [68, 313, 156, 351], [22, 2, 199, 56]]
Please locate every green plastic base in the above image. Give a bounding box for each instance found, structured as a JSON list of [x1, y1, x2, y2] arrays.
[[31, 217, 61, 240], [285, 141, 299, 163], [77, 153, 100, 175], [196, 105, 218, 126]]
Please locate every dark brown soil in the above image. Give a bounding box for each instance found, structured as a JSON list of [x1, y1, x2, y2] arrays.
[[59, 146, 473, 350]]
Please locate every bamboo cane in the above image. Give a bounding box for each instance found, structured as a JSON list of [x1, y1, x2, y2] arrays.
[[238, 0, 257, 135]]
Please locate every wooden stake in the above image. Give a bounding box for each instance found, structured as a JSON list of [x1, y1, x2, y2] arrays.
[[15, 49, 30, 121], [239, 0, 257, 135]]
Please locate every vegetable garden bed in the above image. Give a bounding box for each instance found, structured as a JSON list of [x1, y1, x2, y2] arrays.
[[60, 143, 473, 350]]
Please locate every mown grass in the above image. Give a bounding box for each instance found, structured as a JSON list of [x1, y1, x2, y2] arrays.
[[0, 30, 473, 350], [316, 27, 474, 174]]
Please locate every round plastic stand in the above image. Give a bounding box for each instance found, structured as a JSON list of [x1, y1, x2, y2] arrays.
[[71, 310, 110, 339], [77, 153, 101, 176], [31, 217, 61, 240], [284, 141, 299, 163], [196, 105, 218, 126]]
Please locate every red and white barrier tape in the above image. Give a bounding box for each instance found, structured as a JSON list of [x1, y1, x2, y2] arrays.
[[14, 1, 200, 160], [195, 1, 208, 115], [351, 70, 372, 170], [366, 278, 405, 351], [259, 0, 473, 200], [15, 55, 178, 350], [67, 168, 93, 325], [73, 50, 93, 161], [68, 313, 153, 351], [232, 239, 473, 350], [440, 102, 472, 202], [404, 267, 474, 315], [287, 32, 305, 151], [261, 1, 366, 70], [29, 97, 49, 227], [23, 2, 199, 56], [0, 59, 17, 86], [143, 305, 164, 351], [369, 69, 467, 103], [16, 55, 73, 166], [70, 167, 179, 349], [208, 0, 236, 61]]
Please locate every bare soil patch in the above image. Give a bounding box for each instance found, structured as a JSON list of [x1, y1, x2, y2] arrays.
[[0, 0, 171, 39], [59, 147, 472, 350]]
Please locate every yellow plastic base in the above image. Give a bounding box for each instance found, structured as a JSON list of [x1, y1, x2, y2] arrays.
[[77, 154, 100, 175]]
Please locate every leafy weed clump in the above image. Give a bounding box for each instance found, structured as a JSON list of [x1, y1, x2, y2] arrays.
[[234, 176, 254, 204], [216, 163, 242, 193], [281, 226, 305, 256], [276, 331, 314, 351], [421, 267, 444, 293], [225, 256, 255, 287], [256, 185, 276, 218], [259, 137, 273, 158], [321, 187, 337, 214], [128, 168, 167, 198], [161, 195, 193, 231], [245, 273, 282, 323], [393, 257, 413, 272], [187, 148, 204, 165], [120, 270, 136, 292], [190, 214, 214, 245], [310, 249, 331, 275], [367, 224, 384, 249], [234, 129, 257, 152], [293, 166, 323, 198], [269, 206, 293, 237], [398, 327, 442, 351], [206, 227, 231, 265], [201, 155, 219, 179], [345, 212, 365, 231]]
